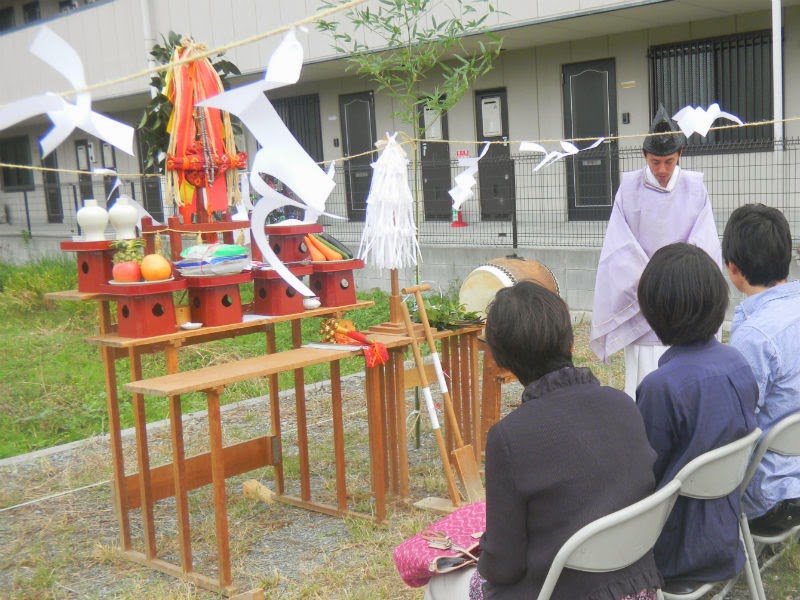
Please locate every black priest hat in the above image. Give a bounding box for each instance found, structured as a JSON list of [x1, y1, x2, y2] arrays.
[[643, 104, 686, 156]]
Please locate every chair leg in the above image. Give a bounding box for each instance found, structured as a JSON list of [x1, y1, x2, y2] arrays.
[[739, 514, 767, 600], [741, 553, 760, 600], [712, 577, 736, 599]]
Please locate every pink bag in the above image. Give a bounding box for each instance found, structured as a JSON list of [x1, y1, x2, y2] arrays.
[[393, 501, 486, 588]]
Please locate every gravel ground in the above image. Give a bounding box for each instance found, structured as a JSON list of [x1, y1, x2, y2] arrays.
[[0, 366, 785, 599], [0, 370, 492, 599]]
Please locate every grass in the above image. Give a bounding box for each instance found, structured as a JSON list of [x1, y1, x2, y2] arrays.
[[0, 258, 389, 458]]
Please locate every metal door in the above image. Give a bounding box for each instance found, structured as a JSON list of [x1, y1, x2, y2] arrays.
[[100, 141, 119, 204], [41, 150, 62, 223], [475, 89, 515, 221], [339, 91, 377, 222], [74, 140, 94, 202], [135, 132, 164, 222], [419, 105, 451, 220], [562, 59, 619, 221]]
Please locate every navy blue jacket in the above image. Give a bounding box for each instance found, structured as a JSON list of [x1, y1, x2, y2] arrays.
[[637, 339, 758, 582]]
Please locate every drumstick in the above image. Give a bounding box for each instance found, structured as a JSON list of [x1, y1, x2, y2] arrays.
[[400, 300, 462, 507], [403, 284, 485, 502]]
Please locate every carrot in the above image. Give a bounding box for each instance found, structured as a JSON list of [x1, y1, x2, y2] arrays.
[[305, 236, 326, 262], [308, 233, 343, 261]]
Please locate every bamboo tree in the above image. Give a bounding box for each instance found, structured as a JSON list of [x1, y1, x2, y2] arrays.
[[318, 0, 503, 287]]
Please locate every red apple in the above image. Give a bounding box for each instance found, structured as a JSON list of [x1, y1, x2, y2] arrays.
[[112, 261, 142, 282]]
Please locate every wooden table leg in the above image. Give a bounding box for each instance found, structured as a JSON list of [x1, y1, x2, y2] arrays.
[[392, 348, 409, 499], [96, 300, 132, 548], [441, 338, 455, 453], [265, 325, 284, 495], [365, 366, 386, 522], [330, 360, 348, 513], [165, 344, 192, 573], [101, 343, 131, 549], [206, 387, 232, 588], [468, 333, 481, 462], [481, 348, 503, 449], [456, 336, 470, 446], [291, 321, 311, 502], [383, 360, 399, 496], [129, 348, 157, 559]]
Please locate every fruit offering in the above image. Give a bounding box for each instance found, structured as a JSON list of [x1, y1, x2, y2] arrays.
[[110, 240, 172, 283], [141, 254, 172, 281], [112, 261, 142, 282], [111, 239, 145, 282]]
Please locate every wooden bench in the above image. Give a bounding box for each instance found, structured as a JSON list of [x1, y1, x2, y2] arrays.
[[123, 334, 409, 594]]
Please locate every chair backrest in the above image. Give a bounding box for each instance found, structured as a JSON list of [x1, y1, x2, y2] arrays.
[[535, 479, 681, 600], [743, 412, 800, 489], [673, 428, 762, 500]]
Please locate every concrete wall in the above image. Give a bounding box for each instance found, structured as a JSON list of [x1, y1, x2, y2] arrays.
[[353, 244, 800, 322]]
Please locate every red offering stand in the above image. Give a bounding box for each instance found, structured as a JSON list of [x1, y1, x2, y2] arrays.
[[183, 271, 252, 327], [61, 240, 116, 293], [100, 278, 187, 338], [310, 259, 365, 307], [252, 264, 313, 315]]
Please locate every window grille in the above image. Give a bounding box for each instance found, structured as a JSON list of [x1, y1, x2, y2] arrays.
[[0, 7, 15, 32], [272, 94, 324, 163], [649, 30, 773, 151], [0, 136, 34, 191]]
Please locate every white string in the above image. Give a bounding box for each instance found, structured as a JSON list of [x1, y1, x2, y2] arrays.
[[0, 479, 110, 513]]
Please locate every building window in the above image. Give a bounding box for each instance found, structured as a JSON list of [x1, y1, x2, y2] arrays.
[[272, 94, 324, 163], [0, 7, 15, 32], [59, 1, 78, 12], [0, 136, 34, 191], [41, 151, 63, 223], [649, 30, 773, 150], [22, 1, 40, 24]]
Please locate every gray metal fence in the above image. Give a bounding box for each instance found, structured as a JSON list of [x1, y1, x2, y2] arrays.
[[3, 139, 798, 251], [320, 138, 800, 249]]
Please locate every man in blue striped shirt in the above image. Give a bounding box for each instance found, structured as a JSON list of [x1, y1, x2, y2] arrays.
[[723, 203, 800, 534]]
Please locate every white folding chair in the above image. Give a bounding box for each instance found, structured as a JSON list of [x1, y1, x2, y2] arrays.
[[535, 479, 681, 600], [658, 427, 763, 600], [739, 413, 800, 584]]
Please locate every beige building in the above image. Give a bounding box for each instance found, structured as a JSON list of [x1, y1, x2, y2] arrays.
[[0, 0, 798, 311]]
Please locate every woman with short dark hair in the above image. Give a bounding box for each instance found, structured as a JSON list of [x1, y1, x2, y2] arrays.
[[426, 281, 663, 599], [636, 243, 758, 592]]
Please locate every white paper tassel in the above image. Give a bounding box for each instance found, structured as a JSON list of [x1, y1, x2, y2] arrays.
[[358, 133, 421, 271]]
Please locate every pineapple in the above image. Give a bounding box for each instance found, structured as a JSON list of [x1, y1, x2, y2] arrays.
[[111, 239, 145, 265]]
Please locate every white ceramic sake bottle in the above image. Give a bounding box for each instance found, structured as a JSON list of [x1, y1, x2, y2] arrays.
[[76, 199, 109, 242], [108, 195, 139, 240]]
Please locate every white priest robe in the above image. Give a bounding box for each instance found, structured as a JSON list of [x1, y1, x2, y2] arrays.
[[589, 166, 722, 397]]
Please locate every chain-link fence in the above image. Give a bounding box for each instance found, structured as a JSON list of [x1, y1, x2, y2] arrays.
[[2, 139, 798, 250]]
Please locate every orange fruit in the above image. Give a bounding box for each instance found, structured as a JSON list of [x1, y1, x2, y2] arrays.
[[140, 254, 172, 281]]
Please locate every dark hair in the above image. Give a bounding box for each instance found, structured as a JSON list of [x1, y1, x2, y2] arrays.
[[484, 280, 573, 386], [722, 204, 793, 286], [637, 243, 728, 346]]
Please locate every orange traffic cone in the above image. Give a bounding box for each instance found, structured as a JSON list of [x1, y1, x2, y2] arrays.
[[450, 208, 468, 228]]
